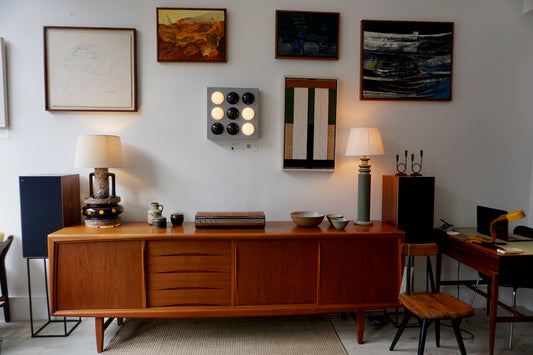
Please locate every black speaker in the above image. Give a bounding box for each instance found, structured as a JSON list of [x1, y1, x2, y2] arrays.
[[19, 175, 80, 258], [382, 175, 435, 244]]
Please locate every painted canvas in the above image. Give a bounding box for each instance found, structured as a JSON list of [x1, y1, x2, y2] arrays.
[[361, 20, 454, 100], [157, 8, 226, 62], [276, 11, 339, 60], [283, 77, 337, 170]]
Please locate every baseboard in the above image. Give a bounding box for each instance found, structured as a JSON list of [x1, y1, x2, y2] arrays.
[[1, 296, 50, 321]]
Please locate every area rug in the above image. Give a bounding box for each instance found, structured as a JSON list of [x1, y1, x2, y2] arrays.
[[105, 315, 348, 354]]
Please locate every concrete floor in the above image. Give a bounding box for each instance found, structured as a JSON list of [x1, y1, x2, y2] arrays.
[[0, 310, 532, 354]]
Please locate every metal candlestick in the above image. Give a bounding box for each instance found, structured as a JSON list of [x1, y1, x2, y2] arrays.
[[410, 150, 423, 176], [395, 150, 408, 176]]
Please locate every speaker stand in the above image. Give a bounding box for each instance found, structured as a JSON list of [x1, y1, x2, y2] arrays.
[[26, 258, 81, 337]]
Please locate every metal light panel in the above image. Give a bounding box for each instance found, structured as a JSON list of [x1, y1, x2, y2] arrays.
[[207, 87, 259, 140]]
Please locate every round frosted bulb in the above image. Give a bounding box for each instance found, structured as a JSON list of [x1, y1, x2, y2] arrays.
[[242, 123, 255, 136], [211, 91, 224, 105], [211, 107, 224, 120], [242, 107, 255, 121]]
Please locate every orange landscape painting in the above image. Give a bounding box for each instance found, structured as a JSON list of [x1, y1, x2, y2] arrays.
[[157, 8, 226, 62]]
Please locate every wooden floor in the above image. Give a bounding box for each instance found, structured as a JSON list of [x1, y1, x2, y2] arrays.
[[0, 310, 532, 354]]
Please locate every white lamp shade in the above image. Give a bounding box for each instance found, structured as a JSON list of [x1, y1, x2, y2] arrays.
[[74, 135, 124, 168], [345, 127, 385, 157]]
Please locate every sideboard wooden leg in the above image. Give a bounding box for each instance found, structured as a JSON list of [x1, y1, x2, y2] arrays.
[[117, 318, 123, 326], [95, 317, 104, 353], [356, 311, 365, 344]]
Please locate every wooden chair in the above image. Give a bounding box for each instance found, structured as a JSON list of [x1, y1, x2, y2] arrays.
[[0, 235, 13, 322], [390, 243, 474, 355]]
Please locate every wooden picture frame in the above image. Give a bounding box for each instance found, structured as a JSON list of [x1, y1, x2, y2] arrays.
[[283, 77, 337, 170], [44, 26, 137, 111], [0, 37, 8, 127], [360, 20, 454, 101], [276, 10, 339, 60], [157, 8, 227, 62]]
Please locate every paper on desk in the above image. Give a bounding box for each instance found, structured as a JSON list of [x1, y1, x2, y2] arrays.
[[497, 247, 523, 254]]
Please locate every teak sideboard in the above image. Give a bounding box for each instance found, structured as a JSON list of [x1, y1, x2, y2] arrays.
[[48, 221, 404, 353]]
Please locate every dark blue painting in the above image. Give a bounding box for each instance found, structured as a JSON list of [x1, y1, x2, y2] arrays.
[[361, 20, 454, 100], [276, 11, 339, 60]]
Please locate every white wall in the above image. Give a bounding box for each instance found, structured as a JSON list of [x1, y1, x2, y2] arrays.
[[1, 0, 533, 320]]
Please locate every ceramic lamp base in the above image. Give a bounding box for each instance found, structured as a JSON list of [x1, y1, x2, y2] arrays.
[[84, 218, 121, 228], [81, 196, 123, 228], [354, 220, 373, 226]]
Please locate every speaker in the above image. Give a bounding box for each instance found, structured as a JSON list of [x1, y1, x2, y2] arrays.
[[19, 175, 80, 258], [382, 175, 435, 244]]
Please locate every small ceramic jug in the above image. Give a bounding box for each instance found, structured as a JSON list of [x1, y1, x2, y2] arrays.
[[147, 202, 164, 224]]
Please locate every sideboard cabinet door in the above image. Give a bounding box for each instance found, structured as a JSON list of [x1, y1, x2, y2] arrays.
[[319, 238, 401, 304], [53, 241, 144, 310], [235, 240, 318, 305]]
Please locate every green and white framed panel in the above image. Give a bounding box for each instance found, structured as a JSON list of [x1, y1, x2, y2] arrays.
[[283, 77, 337, 170]]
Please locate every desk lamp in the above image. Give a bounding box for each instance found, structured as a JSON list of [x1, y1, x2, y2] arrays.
[[74, 135, 124, 227], [468, 210, 526, 244], [345, 127, 384, 225]]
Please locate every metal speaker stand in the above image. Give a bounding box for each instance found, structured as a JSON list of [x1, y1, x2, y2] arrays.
[[26, 258, 81, 337]]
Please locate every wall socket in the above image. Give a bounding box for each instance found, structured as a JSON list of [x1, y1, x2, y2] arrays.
[[229, 142, 258, 151]]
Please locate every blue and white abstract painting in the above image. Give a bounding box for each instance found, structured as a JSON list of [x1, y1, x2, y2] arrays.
[[361, 21, 454, 100]]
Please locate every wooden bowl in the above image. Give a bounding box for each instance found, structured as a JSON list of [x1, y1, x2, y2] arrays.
[[290, 211, 324, 227]]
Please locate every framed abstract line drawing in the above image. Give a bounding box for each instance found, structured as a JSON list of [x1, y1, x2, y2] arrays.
[[276, 10, 339, 60], [0, 37, 8, 127], [157, 8, 227, 62], [360, 20, 454, 101], [283, 77, 337, 170], [44, 26, 137, 111]]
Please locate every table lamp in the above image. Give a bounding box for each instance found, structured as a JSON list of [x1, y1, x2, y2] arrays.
[[345, 127, 384, 225], [468, 210, 526, 244], [74, 135, 124, 227]]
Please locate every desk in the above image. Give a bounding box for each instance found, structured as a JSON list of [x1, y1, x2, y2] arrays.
[[48, 221, 404, 353], [435, 228, 533, 355]]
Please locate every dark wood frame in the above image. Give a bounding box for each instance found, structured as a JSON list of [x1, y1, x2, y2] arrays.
[[360, 20, 454, 101], [276, 10, 339, 60], [44, 26, 137, 112], [156, 8, 227, 63]]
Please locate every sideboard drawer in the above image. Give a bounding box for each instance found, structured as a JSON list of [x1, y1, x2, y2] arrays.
[[146, 240, 232, 307], [149, 272, 230, 290], [148, 288, 231, 307], [148, 240, 231, 256]]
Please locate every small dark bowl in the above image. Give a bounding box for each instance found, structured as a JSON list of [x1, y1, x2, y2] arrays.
[[171, 213, 184, 226], [153, 217, 167, 228]]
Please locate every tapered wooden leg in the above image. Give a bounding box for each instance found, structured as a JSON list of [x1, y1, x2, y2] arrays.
[[117, 318, 123, 326], [95, 317, 104, 353], [489, 275, 499, 355], [356, 310, 365, 344]]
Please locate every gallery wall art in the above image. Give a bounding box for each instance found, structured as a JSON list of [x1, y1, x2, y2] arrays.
[[283, 77, 337, 170], [44, 27, 137, 111], [276, 10, 339, 60], [157, 8, 227, 62], [0, 37, 7, 127], [360, 20, 454, 101]]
